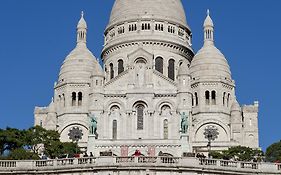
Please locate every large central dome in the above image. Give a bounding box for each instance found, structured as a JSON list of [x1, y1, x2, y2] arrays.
[[109, 0, 188, 28]]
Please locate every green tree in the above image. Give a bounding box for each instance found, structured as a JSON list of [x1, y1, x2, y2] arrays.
[[60, 142, 80, 157], [3, 127, 26, 152], [210, 146, 263, 161], [25, 126, 50, 154], [0, 126, 80, 160], [265, 140, 281, 162], [8, 148, 39, 160]]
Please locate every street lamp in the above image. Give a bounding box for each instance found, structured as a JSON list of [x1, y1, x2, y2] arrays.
[[204, 125, 219, 158]]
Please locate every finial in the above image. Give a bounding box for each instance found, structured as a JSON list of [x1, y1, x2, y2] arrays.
[[207, 9, 210, 16], [81, 11, 84, 18]]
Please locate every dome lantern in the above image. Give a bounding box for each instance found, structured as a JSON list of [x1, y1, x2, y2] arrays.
[[204, 9, 214, 46], [77, 11, 87, 44]]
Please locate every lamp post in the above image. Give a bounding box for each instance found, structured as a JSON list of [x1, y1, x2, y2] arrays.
[[204, 125, 219, 158]]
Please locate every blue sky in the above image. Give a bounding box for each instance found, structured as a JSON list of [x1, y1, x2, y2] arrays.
[[0, 0, 280, 151]]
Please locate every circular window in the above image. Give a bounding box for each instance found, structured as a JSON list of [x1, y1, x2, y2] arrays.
[[68, 127, 83, 142]]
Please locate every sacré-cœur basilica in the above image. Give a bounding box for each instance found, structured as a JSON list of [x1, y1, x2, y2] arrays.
[[34, 0, 259, 157]]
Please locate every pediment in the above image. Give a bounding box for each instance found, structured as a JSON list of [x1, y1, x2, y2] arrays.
[[128, 47, 153, 66], [152, 71, 177, 91], [104, 65, 178, 93]]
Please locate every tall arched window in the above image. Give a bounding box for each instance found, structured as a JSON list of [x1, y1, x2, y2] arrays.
[[163, 119, 168, 139], [137, 104, 145, 130], [110, 63, 114, 79], [211, 91, 216, 105], [155, 57, 163, 74], [195, 92, 199, 106], [72, 92, 76, 106], [118, 59, 124, 75], [227, 93, 230, 107], [62, 94, 65, 107], [58, 95, 61, 106], [168, 59, 175, 80], [223, 92, 226, 106], [78, 92, 82, 106], [205, 91, 210, 105], [112, 120, 117, 140], [191, 94, 194, 107]]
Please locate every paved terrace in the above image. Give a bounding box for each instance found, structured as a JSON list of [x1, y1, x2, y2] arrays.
[[0, 157, 280, 175]]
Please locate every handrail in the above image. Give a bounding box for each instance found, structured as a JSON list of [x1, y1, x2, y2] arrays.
[[0, 157, 280, 173]]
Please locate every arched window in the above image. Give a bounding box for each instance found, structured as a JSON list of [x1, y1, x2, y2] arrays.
[[113, 120, 117, 140], [155, 57, 163, 74], [72, 92, 76, 106], [195, 92, 199, 106], [191, 94, 194, 107], [211, 91, 216, 105], [62, 94, 65, 107], [168, 59, 175, 80], [161, 105, 171, 116], [118, 59, 124, 75], [58, 95, 61, 106], [78, 92, 82, 106], [110, 63, 114, 79], [163, 119, 168, 139], [205, 91, 210, 105], [223, 92, 226, 106], [227, 93, 230, 107], [137, 104, 145, 130]]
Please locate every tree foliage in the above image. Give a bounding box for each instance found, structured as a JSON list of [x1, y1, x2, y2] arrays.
[[0, 126, 80, 160], [210, 146, 263, 161], [8, 148, 39, 160], [265, 140, 281, 162]]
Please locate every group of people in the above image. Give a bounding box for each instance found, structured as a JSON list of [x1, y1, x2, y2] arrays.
[[83, 152, 94, 157], [196, 153, 207, 159]]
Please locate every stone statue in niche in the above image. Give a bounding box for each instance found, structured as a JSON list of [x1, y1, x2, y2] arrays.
[[181, 112, 189, 134], [89, 114, 98, 138]]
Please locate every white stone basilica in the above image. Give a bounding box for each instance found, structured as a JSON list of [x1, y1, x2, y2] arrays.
[[34, 0, 259, 157]]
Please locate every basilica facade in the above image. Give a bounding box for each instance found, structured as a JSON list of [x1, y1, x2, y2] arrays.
[[34, 0, 259, 157]]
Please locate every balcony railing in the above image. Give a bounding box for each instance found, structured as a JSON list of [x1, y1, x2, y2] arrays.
[[0, 157, 280, 173]]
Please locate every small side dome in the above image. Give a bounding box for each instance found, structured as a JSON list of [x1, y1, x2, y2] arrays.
[[58, 45, 99, 82], [58, 12, 103, 83], [231, 98, 241, 112], [190, 10, 231, 80], [190, 44, 231, 80]]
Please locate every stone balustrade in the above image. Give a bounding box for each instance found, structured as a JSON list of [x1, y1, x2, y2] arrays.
[[0, 157, 280, 174]]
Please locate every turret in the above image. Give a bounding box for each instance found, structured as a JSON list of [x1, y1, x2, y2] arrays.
[[230, 98, 242, 142], [190, 10, 235, 111], [177, 61, 192, 111]]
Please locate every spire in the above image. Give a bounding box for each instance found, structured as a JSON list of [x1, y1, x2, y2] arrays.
[[203, 9, 214, 45], [77, 11, 87, 44]]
